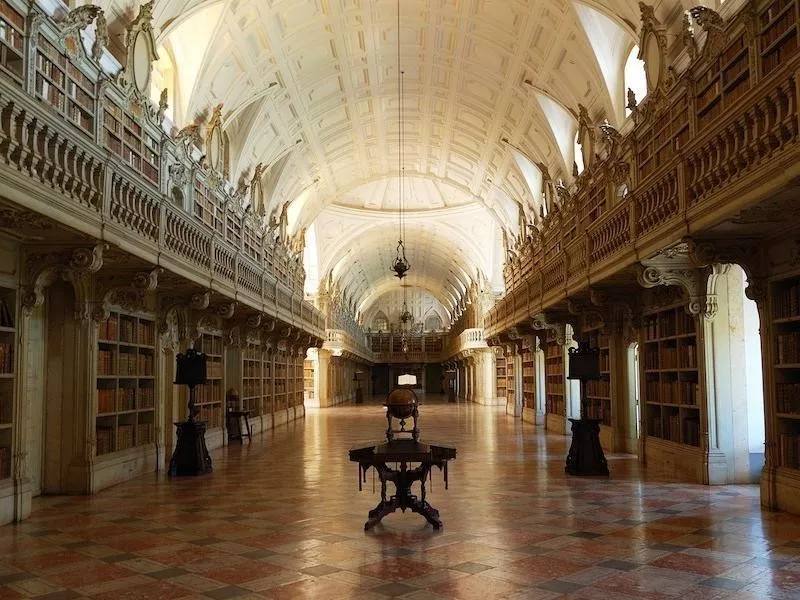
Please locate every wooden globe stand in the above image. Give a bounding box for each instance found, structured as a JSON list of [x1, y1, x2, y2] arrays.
[[384, 388, 419, 442]]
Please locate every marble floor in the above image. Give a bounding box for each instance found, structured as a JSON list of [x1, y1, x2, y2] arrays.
[[1, 397, 800, 599]]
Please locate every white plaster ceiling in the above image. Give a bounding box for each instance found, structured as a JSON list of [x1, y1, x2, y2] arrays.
[[96, 0, 696, 325]]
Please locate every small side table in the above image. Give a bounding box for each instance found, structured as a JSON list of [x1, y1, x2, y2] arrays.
[[226, 410, 252, 444]]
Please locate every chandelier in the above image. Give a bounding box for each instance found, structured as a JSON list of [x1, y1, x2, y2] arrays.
[[390, 0, 410, 281]]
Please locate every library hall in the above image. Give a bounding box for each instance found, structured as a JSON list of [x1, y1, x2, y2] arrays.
[[1, 0, 800, 598]]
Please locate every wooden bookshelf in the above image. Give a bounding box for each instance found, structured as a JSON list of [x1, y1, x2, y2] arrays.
[[521, 338, 536, 410], [194, 178, 224, 234], [760, 0, 798, 77], [581, 179, 606, 228], [694, 32, 751, 131], [35, 34, 96, 136], [95, 312, 156, 456], [642, 303, 701, 448], [242, 347, 262, 416], [274, 351, 288, 412], [545, 331, 566, 432], [0, 0, 24, 84], [637, 95, 689, 180], [581, 329, 612, 426], [770, 275, 800, 471], [293, 356, 304, 407], [0, 287, 15, 481], [304, 359, 315, 403], [196, 333, 223, 429], [103, 98, 160, 185], [506, 351, 515, 407], [495, 353, 507, 402]]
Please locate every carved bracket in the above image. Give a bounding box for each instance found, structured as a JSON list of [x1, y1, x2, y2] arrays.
[[92, 267, 161, 323], [637, 240, 727, 320], [22, 244, 106, 319]]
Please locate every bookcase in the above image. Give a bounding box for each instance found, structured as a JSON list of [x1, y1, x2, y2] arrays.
[[637, 96, 689, 180], [103, 98, 160, 185], [641, 303, 701, 448], [0, 0, 24, 84], [196, 333, 223, 429], [0, 288, 15, 481], [505, 351, 515, 407], [35, 34, 96, 136], [769, 275, 800, 471], [521, 338, 536, 410], [95, 312, 156, 456], [694, 32, 751, 131], [194, 178, 224, 234], [242, 347, 262, 416], [760, 0, 798, 77], [545, 331, 566, 433], [495, 353, 507, 402], [304, 359, 315, 403], [581, 329, 612, 426], [274, 351, 288, 412], [293, 356, 304, 406]]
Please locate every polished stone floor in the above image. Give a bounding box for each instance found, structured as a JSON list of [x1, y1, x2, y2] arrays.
[[1, 396, 800, 599]]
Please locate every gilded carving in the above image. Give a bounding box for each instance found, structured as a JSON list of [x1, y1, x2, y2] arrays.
[[118, 1, 158, 96], [638, 3, 669, 93], [59, 5, 103, 59]]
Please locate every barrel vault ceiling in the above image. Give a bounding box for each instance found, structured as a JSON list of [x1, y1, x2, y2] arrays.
[[93, 0, 688, 323]]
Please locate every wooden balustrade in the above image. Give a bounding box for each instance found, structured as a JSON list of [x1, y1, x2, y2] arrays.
[[0, 3, 323, 338], [488, 1, 800, 338]]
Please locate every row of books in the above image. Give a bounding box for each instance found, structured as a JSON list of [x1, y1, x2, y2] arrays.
[[206, 360, 223, 378], [98, 350, 154, 376], [776, 331, 800, 364], [645, 380, 700, 405], [655, 345, 697, 369], [649, 414, 701, 446], [0, 342, 13, 373], [585, 379, 610, 397], [0, 446, 9, 479], [546, 398, 564, 415], [0, 299, 13, 328], [545, 382, 564, 394], [0, 393, 10, 423], [761, 11, 796, 48], [779, 433, 800, 469], [96, 423, 155, 456], [643, 312, 696, 340], [194, 382, 221, 404], [97, 386, 155, 414], [100, 317, 156, 345], [199, 337, 224, 355], [584, 399, 611, 425], [776, 384, 800, 413], [774, 280, 800, 319], [197, 406, 223, 428]]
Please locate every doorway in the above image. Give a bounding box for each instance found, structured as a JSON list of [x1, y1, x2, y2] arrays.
[[42, 282, 78, 494]]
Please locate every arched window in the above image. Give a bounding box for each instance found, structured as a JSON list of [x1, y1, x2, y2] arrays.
[[624, 45, 647, 117], [424, 314, 442, 332], [373, 313, 389, 333], [151, 46, 176, 124], [574, 133, 584, 175]]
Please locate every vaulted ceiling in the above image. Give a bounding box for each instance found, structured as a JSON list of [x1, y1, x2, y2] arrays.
[[97, 0, 695, 324]]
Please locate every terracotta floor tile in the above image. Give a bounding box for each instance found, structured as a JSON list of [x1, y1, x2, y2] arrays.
[[1, 398, 799, 599]]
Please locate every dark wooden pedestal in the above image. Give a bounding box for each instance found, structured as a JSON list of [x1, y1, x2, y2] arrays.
[[226, 410, 252, 444], [355, 388, 363, 404], [565, 418, 609, 476], [169, 420, 213, 476]]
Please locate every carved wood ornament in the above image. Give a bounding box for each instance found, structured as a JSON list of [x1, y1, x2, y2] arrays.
[[118, 1, 158, 98]]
